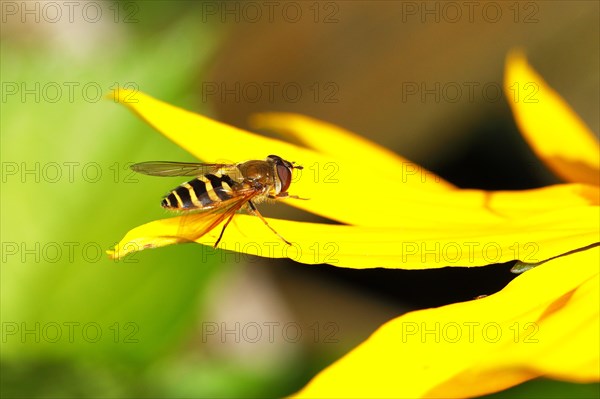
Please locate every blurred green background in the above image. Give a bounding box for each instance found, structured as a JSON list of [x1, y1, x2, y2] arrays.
[[1, 1, 598, 398]]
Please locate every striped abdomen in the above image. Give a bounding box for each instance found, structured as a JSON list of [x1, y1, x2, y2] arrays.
[[161, 173, 238, 210]]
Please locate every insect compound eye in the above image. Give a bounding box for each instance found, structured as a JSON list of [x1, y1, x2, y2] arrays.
[[276, 163, 292, 193], [268, 155, 297, 170]]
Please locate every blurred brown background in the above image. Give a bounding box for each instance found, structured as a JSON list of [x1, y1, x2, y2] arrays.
[[206, 1, 598, 164]]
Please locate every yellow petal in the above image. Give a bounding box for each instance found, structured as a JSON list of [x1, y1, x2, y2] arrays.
[[504, 51, 600, 185], [291, 246, 599, 398], [112, 89, 457, 227], [111, 89, 436, 226], [110, 89, 599, 271], [112, 88, 305, 163], [108, 205, 599, 269], [249, 112, 454, 191], [484, 183, 598, 219], [113, 90, 596, 228]]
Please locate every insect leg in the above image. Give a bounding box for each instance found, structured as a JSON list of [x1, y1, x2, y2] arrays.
[[214, 212, 237, 248], [247, 200, 292, 246], [285, 194, 309, 200], [268, 193, 309, 200]]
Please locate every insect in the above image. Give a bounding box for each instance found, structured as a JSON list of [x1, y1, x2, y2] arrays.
[[131, 155, 304, 248]]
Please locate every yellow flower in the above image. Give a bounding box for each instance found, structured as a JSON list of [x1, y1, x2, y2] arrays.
[[107, 84, 597, 269], [293, 247, 599, 398], [292, 52, 600, 398], [108, 51, 599, 397]]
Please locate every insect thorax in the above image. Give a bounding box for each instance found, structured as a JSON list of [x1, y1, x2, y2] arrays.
[[237, 160, 275, 188]]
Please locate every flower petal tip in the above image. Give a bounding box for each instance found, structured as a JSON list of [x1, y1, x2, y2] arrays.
[[504, 49, 600, 185], [247, 112, 268, 129], [106, 243, 137, 260], [105, 249, 118, 260], [505, 48, 528, 66], [105, 87, 140, 106]]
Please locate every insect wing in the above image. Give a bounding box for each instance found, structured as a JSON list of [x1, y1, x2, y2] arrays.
[[173, 189, 259, 243], [131, 161, 233, 177]]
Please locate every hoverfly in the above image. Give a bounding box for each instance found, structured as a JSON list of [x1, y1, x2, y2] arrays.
[[131, 155, 304, 248]]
